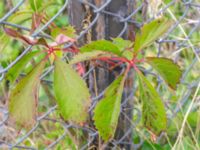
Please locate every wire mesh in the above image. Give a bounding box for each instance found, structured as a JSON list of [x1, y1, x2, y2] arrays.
[[0, 0, 199, 149]]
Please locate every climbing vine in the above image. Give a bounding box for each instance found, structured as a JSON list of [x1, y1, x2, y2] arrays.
[[4, 14, 182, 142]]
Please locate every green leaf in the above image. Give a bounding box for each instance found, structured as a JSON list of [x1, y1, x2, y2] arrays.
[[54, 57, 91, 123], [122, 50, 134, 60], [80, 39, 135, 60], [8, 10, 32, 24], [70, 51, 113, 65], [8, 61, 45, 129], [94, 74, 126, 141], [51, 26, 76, 39], [80, 40, 121, 56], [142, 141, 164, 150], [112, 38, 132, 51], [29, 0, 42, 12], [137, 71, 167, 135], [112, 38, 134, 60], [134, 18, 173, 53], [146, 57, 182, 89], [6, 51, 40, 83]]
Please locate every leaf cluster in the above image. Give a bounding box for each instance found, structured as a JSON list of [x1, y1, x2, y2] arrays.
[[5, 17, 182, 143]]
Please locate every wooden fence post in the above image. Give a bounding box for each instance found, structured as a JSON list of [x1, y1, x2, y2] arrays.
[[68, 0, 136, 149]]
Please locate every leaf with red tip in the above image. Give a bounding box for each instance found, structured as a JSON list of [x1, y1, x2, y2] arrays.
[[8, 61, 45, 129]]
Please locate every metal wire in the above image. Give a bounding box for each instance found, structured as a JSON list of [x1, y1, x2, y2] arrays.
[[0, 0, 199, 149]]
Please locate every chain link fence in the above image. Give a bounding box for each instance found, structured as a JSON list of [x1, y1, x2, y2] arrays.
[[0, 0, 200, 149]]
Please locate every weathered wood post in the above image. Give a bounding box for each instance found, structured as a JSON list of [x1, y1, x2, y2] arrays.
[[68, 0, 136, 149]]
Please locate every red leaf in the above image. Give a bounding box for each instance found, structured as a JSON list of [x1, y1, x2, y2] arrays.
[[4, 27, 21, 38], [76, 63, 85, 76], [4, 27, 37, 45], [50, 34, 76, 47]]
